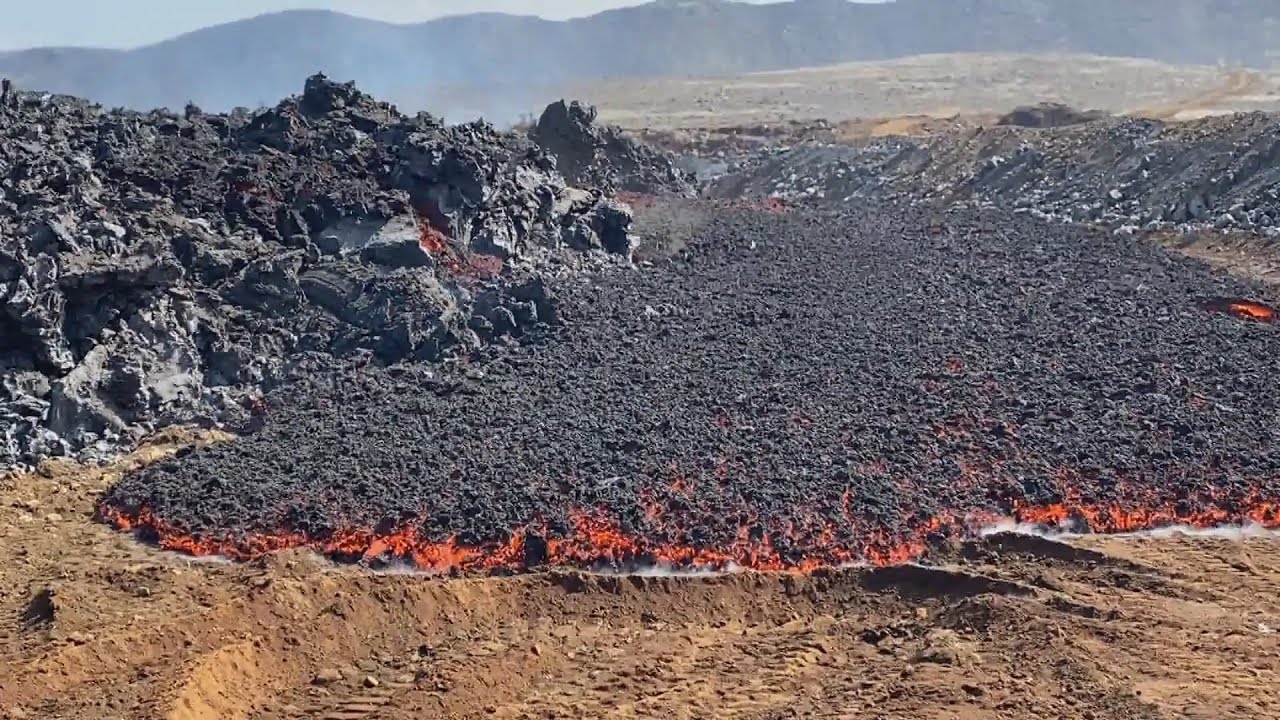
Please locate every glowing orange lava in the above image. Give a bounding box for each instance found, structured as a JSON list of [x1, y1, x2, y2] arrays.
[[1011, 493, 1280, 533], [96, 488, 1280, 575], [416, 214, 465, 275], [1228, 301, 1276, 322], [1203, 297, 1277, 323], [411, 208, 504, 280]]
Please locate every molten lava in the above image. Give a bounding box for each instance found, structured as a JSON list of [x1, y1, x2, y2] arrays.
[[411, 208, 503, 279], [415, 213, 464, 275], [1228, 301, 1276, 322], [96, 484, 1280, 575], [1011, 494, 1280, 533], [1203, 297, 1277, 323]]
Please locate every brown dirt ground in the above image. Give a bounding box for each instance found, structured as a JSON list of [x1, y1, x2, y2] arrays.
[[579, 54, 1280, 131], [2, 430, 1280, 720], [621, 60, 1272, 150]]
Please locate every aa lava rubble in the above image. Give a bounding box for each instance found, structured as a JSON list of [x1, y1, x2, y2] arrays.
[[706, 111, 1280, 237], [0, 75, 688, 467], [102, 203, 1280, 572]]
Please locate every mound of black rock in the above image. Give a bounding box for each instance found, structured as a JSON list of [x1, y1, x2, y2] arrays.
[[0, 74, 644, 467], [532, 100, 697, 197], [706, 112, 1280, 237], [103, 202, 1280, 567], [996, 102, 1108, 128]]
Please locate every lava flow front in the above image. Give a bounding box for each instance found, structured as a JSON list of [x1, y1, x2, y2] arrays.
[[1202, 296, 1278, 322], [97, 485, 1280, 574], [95, 205, 1280, 579]]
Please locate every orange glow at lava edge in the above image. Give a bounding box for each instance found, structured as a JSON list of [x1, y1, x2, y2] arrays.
[[97, 490, 1280, 574], [1226, 301, 1277, 322], [1204, 297, 1277, 322], [1011, 495, 1280, 533]]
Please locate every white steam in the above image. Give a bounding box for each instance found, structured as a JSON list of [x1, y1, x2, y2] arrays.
[[976, 516, 1280, 542]]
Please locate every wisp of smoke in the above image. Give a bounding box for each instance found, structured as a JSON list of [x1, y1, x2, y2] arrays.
[[977, 516, 1280, 542]]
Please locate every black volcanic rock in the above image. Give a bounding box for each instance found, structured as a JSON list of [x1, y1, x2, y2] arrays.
[[532, 100, 696, 197], [0, 74, 639, 467], [997, 103, 1108, 128], [102, 202, 1280, 570], [707, 111, 1280, 237]]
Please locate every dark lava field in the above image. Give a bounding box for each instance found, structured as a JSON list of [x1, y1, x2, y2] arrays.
[[102, 202, 1280, 571]]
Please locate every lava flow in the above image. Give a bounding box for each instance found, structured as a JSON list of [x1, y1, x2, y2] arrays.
[[1010, 493, 1280, 534], [411, 207, 503, 279], [96, 488, 1280, 575], [1202, 297, 1277, 322], [95, 502, 937, 574]]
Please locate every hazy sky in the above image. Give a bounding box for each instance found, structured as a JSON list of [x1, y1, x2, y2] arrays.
[[1, 0, 810, 51]]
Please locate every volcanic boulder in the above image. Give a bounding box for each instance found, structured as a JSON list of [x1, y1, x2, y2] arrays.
[[532, 99, 697, 197]]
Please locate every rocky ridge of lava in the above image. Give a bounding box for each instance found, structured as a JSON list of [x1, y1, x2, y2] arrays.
[[102, 203, 1280, 572], [0, 74, 661, 467], [706, 112, 1280, 237], [531, 100, 698, 198]]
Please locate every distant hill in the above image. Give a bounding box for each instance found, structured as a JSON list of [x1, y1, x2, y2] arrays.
[[2, 0, 1278, 116]]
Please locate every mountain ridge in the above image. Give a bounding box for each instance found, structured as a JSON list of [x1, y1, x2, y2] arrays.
[[1, 0, 1277, 115]]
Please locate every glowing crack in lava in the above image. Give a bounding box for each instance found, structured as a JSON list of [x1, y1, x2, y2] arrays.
[[97, 486, 1280, 574], [1202, 297, 1277, 323], [412, 208, 503, 279]]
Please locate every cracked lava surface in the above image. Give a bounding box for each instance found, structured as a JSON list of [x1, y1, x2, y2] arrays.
[[99, 204, 1280, 572]]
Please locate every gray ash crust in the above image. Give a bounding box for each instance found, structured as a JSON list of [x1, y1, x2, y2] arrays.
[[104, 203, 1280, 564], [704, 112, 1280, 238], [0, 74, 692, 468]]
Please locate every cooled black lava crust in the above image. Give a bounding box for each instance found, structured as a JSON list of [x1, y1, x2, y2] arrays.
[[104, 204, 1280, 560]]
